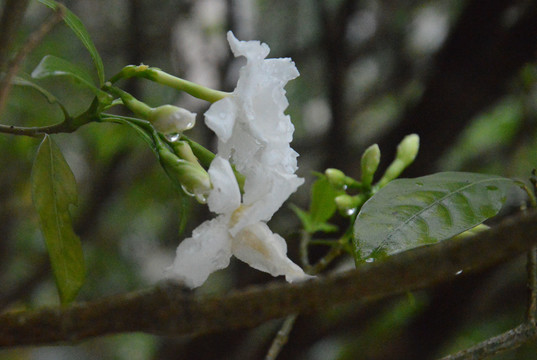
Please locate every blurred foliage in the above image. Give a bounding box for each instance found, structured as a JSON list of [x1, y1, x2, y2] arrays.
[[1, 0, 537, 359]]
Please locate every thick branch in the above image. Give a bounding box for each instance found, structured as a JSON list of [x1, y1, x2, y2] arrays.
[[1, 211, 537, 348]]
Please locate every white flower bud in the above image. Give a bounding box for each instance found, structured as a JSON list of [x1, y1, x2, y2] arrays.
[[149, 105, 196, 134]]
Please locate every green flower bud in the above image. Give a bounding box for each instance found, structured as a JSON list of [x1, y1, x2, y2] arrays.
[[361, 144, 381, 188], [377, 134, 420, 188], [148, 105, 196, 134], [146, 67, 230, 103], [335, 194, 366, 216], [158, 146, 211, 202], [171, 140, 200, 164], [395, 134, 419, 166], [325, 168, 347, 189]]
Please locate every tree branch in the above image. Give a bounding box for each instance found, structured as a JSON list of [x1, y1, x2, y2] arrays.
[[1, 211, 537, 348], [0, 0, 30, 72], [0, 7, 64, 113]]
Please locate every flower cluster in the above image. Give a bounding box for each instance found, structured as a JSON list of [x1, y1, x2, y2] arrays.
[[166, 32, 309, 288]]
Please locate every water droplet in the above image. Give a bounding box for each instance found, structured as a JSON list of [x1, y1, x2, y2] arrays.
[[195, 193, 208, 204], [455, 269, 463, 276], [365, 258, 375, 263], [345, 208, 357, 216], [166, 133, 181, 142]]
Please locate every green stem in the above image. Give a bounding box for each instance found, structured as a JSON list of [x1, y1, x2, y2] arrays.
[[109, 65, 231, 103], [516, 180, 537, 208]]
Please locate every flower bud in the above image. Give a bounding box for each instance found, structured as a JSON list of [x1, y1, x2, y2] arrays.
[[335, 194, 366, 216], [148, 105, 196, 135], [361, 144, 381, 188], [325, 168, 347, 189], [158, 146, 211, 202], [171, 140, 200, 164], [146, 67, 230, 103], [377, 134, 420, 188], [395, 134, 419, 166]]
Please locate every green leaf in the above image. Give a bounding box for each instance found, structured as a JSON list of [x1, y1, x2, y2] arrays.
[[12, 74, 70, 117], [290, 176, 341, 234], [290, 204, 314, 232], [31, 55, 106, 99], [38, 0, 105, 85], [353, 172, 515, 260], [12, 74, 59, 104], [31, 135, 85, 304], [310, 176, 342, 225]]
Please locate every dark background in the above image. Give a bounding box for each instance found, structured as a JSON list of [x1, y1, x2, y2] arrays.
[[1, 0, 537, 358]]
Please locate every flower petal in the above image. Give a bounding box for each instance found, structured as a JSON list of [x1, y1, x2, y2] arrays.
[[165, 216, 232, 288], [232, 222, 311, 283], [207, 156, 241, 214], [205, 97, 237, 143], [227, 31, 270, 61]]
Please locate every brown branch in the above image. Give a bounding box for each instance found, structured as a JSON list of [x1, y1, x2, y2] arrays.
[[1, 211, 537, 348], [0, 0, 30, 71], [0, 7, 65, 113]]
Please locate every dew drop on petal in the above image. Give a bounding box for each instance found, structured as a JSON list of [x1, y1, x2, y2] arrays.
[[345, 208, 357, 216]]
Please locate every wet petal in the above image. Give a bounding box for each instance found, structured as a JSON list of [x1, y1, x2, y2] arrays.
[[232, 222, 311, 283], [207, 156, 241, 214], [166, 216, 232, 288], [205, 97, 236, 143]]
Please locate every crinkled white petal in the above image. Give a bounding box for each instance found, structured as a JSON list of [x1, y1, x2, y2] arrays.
[[207, 156, 241, 214], [227, 31, 270, 62], [205, 97, 237, 143], [165, 216, 232, 288], [231, 222, 311, 283]]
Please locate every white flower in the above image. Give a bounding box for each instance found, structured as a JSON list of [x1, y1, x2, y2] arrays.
[[166, 32, 309, 288]]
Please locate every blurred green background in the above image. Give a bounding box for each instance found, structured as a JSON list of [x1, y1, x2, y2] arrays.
[[1, 0, 537, 359]]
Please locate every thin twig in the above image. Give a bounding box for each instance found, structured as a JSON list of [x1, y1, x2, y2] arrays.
[[526, 247, 537, 324], [0, 0, 30, 71], [267, 233, 342, 359], [309, 245, 343, 275], [265, 314, 298, 360], [438, 323, 537, 360], [299, 230, 312, 272], [0, 7, 64, 114], [0, 120, 79, 137]]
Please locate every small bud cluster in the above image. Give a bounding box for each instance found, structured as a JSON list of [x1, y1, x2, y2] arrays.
[[323, 134, 419, 217]]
